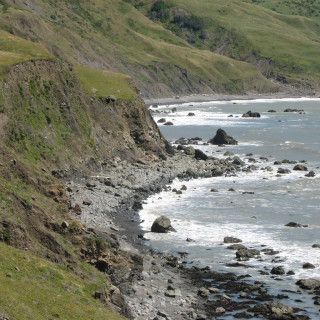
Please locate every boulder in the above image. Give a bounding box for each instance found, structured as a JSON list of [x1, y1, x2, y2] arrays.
[[303, 262, 315, 269], [271, 266, 285, 275], [157, 118, 166, 123], [306, 171, 316, 177], [293, 164, 308, 171], [296, 279, 320, 290], [270, 302, 294, 317], [227, 244, 246, 250], [285, 222, 308, 228], [184, 146, 195, 156], [312, 244, 320, 248], [277, 168, 291, 174], [242, 110, 261, 118], [164, 121, 174, 126], [284, 108, 304, 113], [187, 112, 195, 116], [194, 149, 208, 161], [209, 129, 238, 145], [236, 248, 260, 261], [224, 236, 242, 244], [198, 287, 209, 298], [151, 216, 176, 233]]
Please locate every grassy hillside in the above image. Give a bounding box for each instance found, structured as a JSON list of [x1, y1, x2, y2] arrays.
[[139, 0, 320, 91], [243, 0, 320, 18], [0, 242, 124, 320], [0, 0, 277, 97]]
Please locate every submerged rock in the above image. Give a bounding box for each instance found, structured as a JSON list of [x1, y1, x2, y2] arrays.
[[151, 216, 176, 233], [285, 222, 308, 228], [209, 129, 238, 145]]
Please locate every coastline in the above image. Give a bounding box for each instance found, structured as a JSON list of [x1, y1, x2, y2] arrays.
[[144, 92, 320, 106], [66, 151, 317, 319]]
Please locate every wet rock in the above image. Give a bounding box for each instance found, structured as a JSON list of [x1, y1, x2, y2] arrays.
[[209, 129, 238, 145], [151, 216, 176, 233], [188, 112, 195, 116], [224, 236, 242, 244], [198, 287, 209, 298], [232, 157, 245, 166], [227, 244, 246, 250], [164, 121, 174, 126], [277, 168, 291, 174], [184, 146, 195, 156], [186, 237, 195, 242], [303, 262, 315, 269], [236, 248, 260, 261], [268, 110, 277, 113], [224, 151, 234, 156], [157, 118, 166, 123], [261, 248, 279, 255], [271, 266, 286, 275], [180, 185, 187, 191], [215, 307, 225, 314], [285, 222, 308, 228], [296, 278, 320, 290], [293, 164, 308, 171], [284, 108, 304, 113], [306, 171, 316, 177], [270, 302, 294, 317], [287, 270, 295, 275], [312, 244, 320, 248], [242, 110, 261, 118], [228, 188, 236, 192], [194, 149, 208, 161], [210, 188, 218, 192]]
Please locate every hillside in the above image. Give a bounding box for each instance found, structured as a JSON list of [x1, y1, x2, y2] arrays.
[[0, 0, 278, 97], [243, 0, 320, 18], [136, 0, 320, 93]]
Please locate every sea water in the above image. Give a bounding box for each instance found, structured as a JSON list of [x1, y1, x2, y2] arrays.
[[140, 98, 320, 318]]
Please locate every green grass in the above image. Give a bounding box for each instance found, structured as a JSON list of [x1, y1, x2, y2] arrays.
[[0, 30, 51, 79], [149, 0, 320, 87], [243, 0, 320, 18], [0, 242, 124, 320], [75, 65, 138, 100], [0, 0, 276, 95]]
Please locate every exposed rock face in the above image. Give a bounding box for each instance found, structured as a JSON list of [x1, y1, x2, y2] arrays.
[[151, 216, 176, 233], [209, 129, 238, 145], [242, 110, 261, 118]]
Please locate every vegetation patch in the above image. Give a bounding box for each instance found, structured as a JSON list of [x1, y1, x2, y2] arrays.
[[75, 65, 138, 101], [0, 242, 124, 320]]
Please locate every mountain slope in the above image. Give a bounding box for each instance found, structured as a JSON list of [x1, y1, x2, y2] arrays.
[[0, 0, 277, 97], [137, 0, 320, 92]]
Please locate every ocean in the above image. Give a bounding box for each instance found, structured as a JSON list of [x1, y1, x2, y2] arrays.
[[140, 98, 320, 318]]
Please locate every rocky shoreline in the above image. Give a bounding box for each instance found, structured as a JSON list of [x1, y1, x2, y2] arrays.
[[64, 146, 319, 319]]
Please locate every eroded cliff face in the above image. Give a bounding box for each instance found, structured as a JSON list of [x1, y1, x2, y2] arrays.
[[0, 59, 168, 261], [2, 60, 167, 170]]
